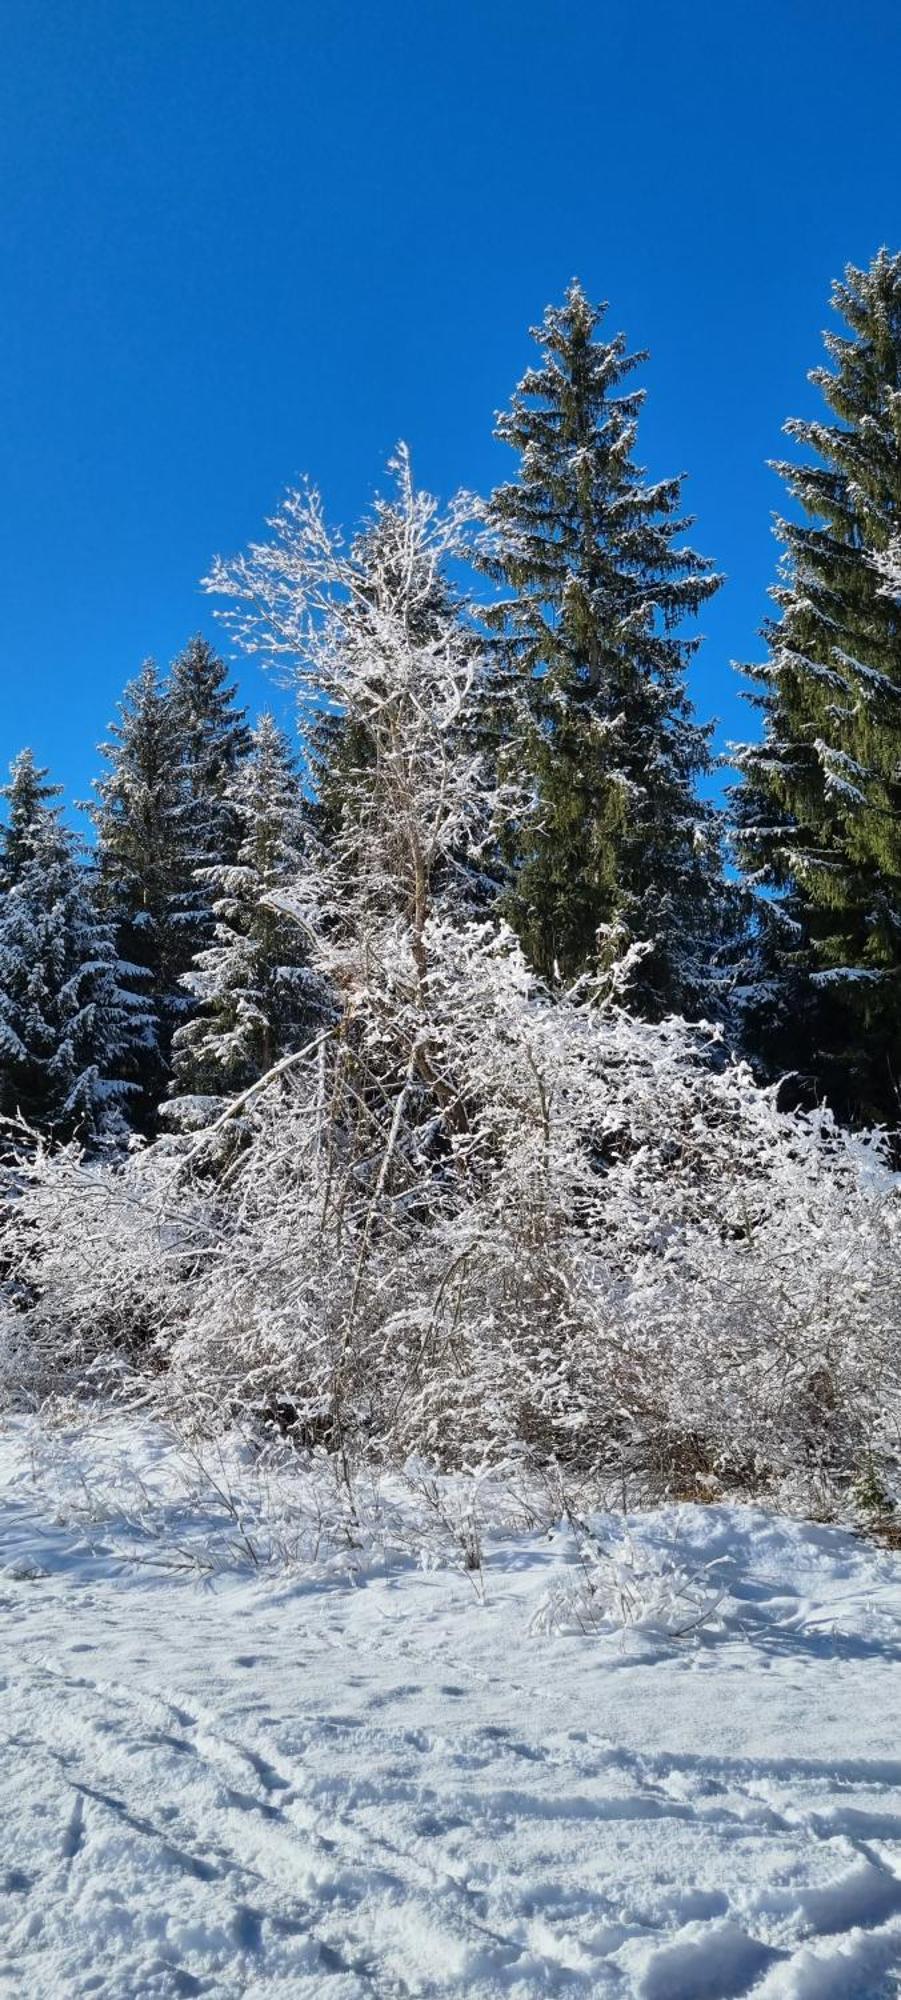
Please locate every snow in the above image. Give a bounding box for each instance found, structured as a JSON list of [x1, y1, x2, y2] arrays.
[[1, 1420, 900, 1998]]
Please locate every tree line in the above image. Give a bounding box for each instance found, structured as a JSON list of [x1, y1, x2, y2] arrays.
[[2, 247, 900, 1148]]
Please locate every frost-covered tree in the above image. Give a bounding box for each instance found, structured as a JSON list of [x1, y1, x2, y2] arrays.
[[4, 466, 901, 1508], [170, 634, 251, 806], [169, 714, 319, 1119], [481, 282, 723, 1010], [8, 907, 901, 1507], [169, 635, 252, 956], [90, 644, 252, 1123], [0, 750, 64, 892], [192, 455, 525, 1420], [208, 448, 513, 977], [0, 776, 150, 1143], [89, 660, 196, 1117], [733, 250, 901, 1123], [309, 499, 464, 854]]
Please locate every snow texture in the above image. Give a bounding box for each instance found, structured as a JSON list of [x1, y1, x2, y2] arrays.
[[1, 1418, 900, 1998]]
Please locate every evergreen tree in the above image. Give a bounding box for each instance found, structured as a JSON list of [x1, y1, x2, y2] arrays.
[[89, 660, 195, 1115], [169, 714, 317, 1117], [481, 281, 722, 1011], [733, 249, 901, 1122], [170, 634, 251, 795], [169, 635, 253, 968], [0, 769, 150, 1142], [170, 635, 251, 859], [0, 750, 63, 891]]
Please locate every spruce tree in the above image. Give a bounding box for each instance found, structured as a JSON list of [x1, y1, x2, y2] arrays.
[[90, 660, 195, 1115], [733, 249, 901, 1122], [168, 636, 253, 984], [169, 633, 252, 896], [0, 750, 64, 891], [170, 634, 251, 797], [0, 771, 150, 1142], [481, 281, 722, 1011], [169, 714, 317, 1117]]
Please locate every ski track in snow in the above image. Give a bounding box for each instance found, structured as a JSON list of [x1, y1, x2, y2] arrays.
[[1, 1423, 900, 1998]]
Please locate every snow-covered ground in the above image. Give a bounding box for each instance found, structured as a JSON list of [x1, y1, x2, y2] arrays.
[[1, 1421, 900, 1999]]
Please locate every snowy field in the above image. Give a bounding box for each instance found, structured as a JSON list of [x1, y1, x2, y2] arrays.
[[1, 1421, 901, 1999]]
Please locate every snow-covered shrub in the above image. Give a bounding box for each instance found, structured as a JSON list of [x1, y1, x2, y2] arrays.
[[530, 1521, 727, 1639], [3, 901, 900, 1498], [0, 1137, 208, 1405], [3, 457, 900, 1510]]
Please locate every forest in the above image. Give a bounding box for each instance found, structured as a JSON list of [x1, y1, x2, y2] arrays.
[[2, 252, 901, 1518]]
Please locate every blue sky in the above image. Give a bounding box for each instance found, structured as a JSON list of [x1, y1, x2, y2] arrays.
[[1, 0, 899, 824]]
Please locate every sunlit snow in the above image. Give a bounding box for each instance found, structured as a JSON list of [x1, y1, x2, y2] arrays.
[[2, 1419, 900, 1998]]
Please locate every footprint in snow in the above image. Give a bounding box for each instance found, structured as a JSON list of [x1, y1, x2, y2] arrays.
[[60, 1791, 84, 1860]]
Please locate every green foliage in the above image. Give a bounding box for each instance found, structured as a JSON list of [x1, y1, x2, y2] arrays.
[[170, 714, 320, 1114], [0, 773, 151, 1142], [90, 659, 196, 1116], [734, 249, 901, 1122], [851, 1453, 895, 1517], [90, 642, 254, 1124], [481, 282, 723, 1010], [169, 633, 252, 901], [0, 751, 64, 892]]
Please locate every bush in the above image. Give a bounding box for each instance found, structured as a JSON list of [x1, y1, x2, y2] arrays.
[[3, 928, 899, 1512]]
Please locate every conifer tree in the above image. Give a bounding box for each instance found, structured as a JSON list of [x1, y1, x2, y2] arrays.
[[733, 249, 901, 1121], [0, 768, 150, 1142], [168, 636, 253, 980], [90, 660, 195, 1114], [169, 714, 317, 1117], [0, 750, 64, 891], [170, 634, 251, 797], [169, 634, 252, 902], [481, 282, 722, 1011]]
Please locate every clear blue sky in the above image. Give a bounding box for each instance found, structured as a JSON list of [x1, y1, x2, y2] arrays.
[[2, 0, 899, 823]]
